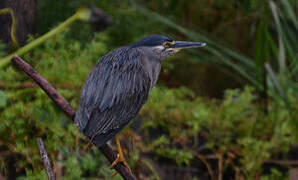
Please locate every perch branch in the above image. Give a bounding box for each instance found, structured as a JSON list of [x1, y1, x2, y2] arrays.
[[36, 138, 55, 180], [12, 55, 137, 180]]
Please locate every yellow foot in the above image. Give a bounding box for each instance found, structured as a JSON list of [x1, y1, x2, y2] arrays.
[[109, 135, 132, 176], [109, 153, 132, 173]]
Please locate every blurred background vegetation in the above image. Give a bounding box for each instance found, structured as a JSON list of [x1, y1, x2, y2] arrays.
[[0, 0, 297, 179]]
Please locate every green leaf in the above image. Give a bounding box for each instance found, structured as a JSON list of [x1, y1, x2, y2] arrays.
[[0, 90, 7, 109]]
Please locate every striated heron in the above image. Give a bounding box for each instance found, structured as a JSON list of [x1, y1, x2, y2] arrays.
[[75, 34, 206, 171]]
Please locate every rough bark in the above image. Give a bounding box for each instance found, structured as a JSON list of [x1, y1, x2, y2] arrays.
[[37, 138, 56, 180]]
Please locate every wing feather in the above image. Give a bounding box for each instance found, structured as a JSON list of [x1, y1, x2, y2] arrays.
[[75, 47, 151, 138]]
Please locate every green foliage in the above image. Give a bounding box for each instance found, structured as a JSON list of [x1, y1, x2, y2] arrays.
[[260, 168, 287, 180], [18, 170, 47, 180], [0, 90, 7, 109], [0, 41, 6, 57], [136, 0, 298, 105], [0, 31, 116, 179], [148, 135, 194, 166], [140, 86, 297, 179]]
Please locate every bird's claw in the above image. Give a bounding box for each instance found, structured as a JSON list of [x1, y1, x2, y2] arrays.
[[110, 153, 132, 174], [109, 154, 121, 169]]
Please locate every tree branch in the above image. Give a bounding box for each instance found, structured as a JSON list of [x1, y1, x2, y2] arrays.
[[12, 55, 137, 180], [36, 138, 56, 180]]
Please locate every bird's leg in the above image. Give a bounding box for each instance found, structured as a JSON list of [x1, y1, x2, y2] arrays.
[[109, 135, 131, 172]]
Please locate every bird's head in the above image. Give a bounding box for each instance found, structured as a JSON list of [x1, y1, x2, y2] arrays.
[[130, 35, 206, 60]]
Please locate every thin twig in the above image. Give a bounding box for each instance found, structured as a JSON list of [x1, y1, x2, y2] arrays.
[[36, 138, 55, 180], [193, 152, 216, 180], [11, 56, 75, 118], [218, 154, 223, 180], [54, 152, 63, 179], [182, 144, 216, 180], [264, 159, 298, 166], [12, 55, 137, 180]]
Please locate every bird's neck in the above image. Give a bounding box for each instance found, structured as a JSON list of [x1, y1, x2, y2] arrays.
[[140, 52, 161, 90]]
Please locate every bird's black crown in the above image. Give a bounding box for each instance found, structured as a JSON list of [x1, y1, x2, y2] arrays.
[[130, 35, 173, 47]]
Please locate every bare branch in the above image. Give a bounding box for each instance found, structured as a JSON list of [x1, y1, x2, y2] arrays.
[[36, 138, 55, 180], [12, 55, 137, 180], [264, 159, 298, 166], [11, 56, 75, 118]]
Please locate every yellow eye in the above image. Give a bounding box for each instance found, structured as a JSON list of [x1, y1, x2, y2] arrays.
[[163, 41, 173, 48]]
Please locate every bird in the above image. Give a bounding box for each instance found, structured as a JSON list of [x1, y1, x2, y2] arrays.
[[75, 34, 206, 170]]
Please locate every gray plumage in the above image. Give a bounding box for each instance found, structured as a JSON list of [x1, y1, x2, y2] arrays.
[[75, 35, 206, 147]]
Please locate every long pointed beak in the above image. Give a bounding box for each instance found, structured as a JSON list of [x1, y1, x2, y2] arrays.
[[171, 41, 206, 49]]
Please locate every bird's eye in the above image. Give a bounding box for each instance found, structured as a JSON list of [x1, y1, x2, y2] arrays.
[[163, 41, 173, 48]]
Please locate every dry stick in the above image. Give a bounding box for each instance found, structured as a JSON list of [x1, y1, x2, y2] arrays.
[[36, 138, 56, 180], [218, 154, 223, 180], [11, 55, 137, 180], [193, 152, 216, 180], [265, 159, 298, 166], [181, 144, 215, 180]]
